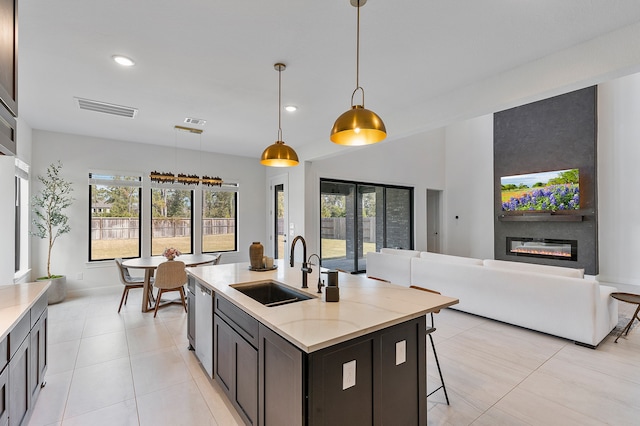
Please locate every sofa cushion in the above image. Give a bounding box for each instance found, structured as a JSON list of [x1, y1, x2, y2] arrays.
[[483, 259, 584, 279], [380, 248, 421, 257], [366, 252, 413, 287], [419, 251, 483, 266]]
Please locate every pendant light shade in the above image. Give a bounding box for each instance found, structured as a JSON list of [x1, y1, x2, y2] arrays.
[[260, 140, 299, 167], [330, 105, 386, 146], [331, 0, 386, 146], [261, 63, 299, 167]]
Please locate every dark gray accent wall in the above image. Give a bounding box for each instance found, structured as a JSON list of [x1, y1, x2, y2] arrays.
[[493, 86, 598, 274]]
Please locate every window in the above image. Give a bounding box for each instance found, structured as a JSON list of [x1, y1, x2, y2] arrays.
[[89, 173, 141, 261], [320, 179, 413, 273], [15, 159, 29, 274], [202, 188, 237, 253], [151, 187, 193, 255]]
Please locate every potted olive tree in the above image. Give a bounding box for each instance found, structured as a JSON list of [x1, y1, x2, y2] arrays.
[[31, 161, 74, 304]]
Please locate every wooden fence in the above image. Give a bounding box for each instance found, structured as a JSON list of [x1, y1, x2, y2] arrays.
[[91, 218, 235, 240], [320, 217, 375, 242]]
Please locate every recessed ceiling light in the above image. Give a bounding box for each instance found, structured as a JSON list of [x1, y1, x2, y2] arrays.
[[284, 105, 298, 112], [112, 55, 135, 67]]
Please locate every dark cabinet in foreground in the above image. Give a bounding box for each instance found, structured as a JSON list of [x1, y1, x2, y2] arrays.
[[0, 360, 8, 426], [214, 294, 259, 425], [258, 324, 303, 425], [29, 307, 48, 403], [9, 336, 30, 426], [307, 318, 425, 425]]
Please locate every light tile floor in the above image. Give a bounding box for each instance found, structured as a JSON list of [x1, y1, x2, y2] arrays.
[[28, 284, 640, 425], [29, 286, 244, 426]]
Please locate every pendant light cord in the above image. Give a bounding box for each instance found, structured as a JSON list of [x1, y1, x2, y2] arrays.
[[356, 1, 360, 90], [351, 1, 365, 107], [278, 66, 283, 141]]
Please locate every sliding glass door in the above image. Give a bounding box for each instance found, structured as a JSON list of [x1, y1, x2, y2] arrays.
[[320, 179, 413, 273]]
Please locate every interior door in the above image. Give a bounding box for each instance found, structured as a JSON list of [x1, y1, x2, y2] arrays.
[[427, 189, 442, 253], [270, 175, 289, 260], [274, 184, 285, 259]]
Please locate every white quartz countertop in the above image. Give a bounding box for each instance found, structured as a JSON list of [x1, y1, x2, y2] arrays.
[[187, 260, 458, 353], [0, 281, 51, 341]]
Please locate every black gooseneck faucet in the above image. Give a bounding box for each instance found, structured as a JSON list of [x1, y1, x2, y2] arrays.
[[290, 235, 310, 288], [307, 253, 323, 293]]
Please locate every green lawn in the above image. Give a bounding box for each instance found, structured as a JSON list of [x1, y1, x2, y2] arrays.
[[322, 238, 376, 259], [92, 235, 374, 261], [91, 234, 235, 259]]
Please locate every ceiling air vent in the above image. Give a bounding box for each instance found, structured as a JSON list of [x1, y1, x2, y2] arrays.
[[184, 117, 206, 125], [74, 97, 138, 118]]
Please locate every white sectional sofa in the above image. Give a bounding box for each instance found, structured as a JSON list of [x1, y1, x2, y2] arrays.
[[366, 249, 618, 347]]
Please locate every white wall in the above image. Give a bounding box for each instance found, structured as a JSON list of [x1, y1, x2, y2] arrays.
[[30, 130, 266, 291], [598, 73, 640, 286], [265, 163, 308, 262], [443, 115, 495, 259], [306, 130, 447, 254]]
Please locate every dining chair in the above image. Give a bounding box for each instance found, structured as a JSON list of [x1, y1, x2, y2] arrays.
[[115, 258, 155, 313], [198, 253, 222, 267], [153, 260, 188, 318], [410, 285, 450, 405]]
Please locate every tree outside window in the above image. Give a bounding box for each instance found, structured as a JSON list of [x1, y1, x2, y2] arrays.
[[151, 188, 193, 255], [89, 174, 141, 261], [202, 190, 237, 253]]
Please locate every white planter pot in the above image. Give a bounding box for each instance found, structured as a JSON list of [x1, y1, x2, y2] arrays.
[[38, 275, 67, 304]]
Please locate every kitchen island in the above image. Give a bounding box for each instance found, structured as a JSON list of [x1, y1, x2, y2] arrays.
[[187, 260, 458, 425]]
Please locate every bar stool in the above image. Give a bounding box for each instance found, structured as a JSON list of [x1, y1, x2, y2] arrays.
[[411, 285, 450, 405]]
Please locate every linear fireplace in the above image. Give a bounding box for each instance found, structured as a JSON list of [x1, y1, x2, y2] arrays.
[[506, 237, 577, 261]]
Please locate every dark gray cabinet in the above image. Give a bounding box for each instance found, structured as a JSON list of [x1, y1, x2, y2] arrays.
[[214, 314, 233, 392], [214, 293, 259, 425], [29, 309, 47, 403], [308, 317, 425, 426], [309, 338, 374, 425], [0, 351, 8, 426], [214, 314, 258, 425], [258, 324, 303, 425], [9, 336, 29, 426], [377, 318, 425, 424], [0, 0, 18, 156], [0, 104, 15, 156]]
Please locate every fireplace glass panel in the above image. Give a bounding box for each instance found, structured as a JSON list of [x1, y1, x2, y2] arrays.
[[506, 237, 577, 261]]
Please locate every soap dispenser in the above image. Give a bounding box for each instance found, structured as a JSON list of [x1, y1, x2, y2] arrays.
[[321, 270, 339, 302]]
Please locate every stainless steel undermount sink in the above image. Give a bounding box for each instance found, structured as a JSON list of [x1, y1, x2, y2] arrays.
[[230, 281, 314, 307]]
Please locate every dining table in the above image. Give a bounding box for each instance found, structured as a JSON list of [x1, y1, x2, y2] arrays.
[[122, 253, 219, 312]]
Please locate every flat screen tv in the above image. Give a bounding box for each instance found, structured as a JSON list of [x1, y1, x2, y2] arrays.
[[501, 168, 579, 212]]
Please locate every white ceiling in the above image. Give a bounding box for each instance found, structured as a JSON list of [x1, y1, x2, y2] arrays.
[[17, 0, 640, 160]]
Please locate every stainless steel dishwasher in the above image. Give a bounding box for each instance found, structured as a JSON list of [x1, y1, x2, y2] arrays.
[[186, 277, 196, 350], [195, 282, 213, 378]]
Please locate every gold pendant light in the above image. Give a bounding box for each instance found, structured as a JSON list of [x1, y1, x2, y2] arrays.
[[331, 0, 386, 146], [261, 63, 299, 167]]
